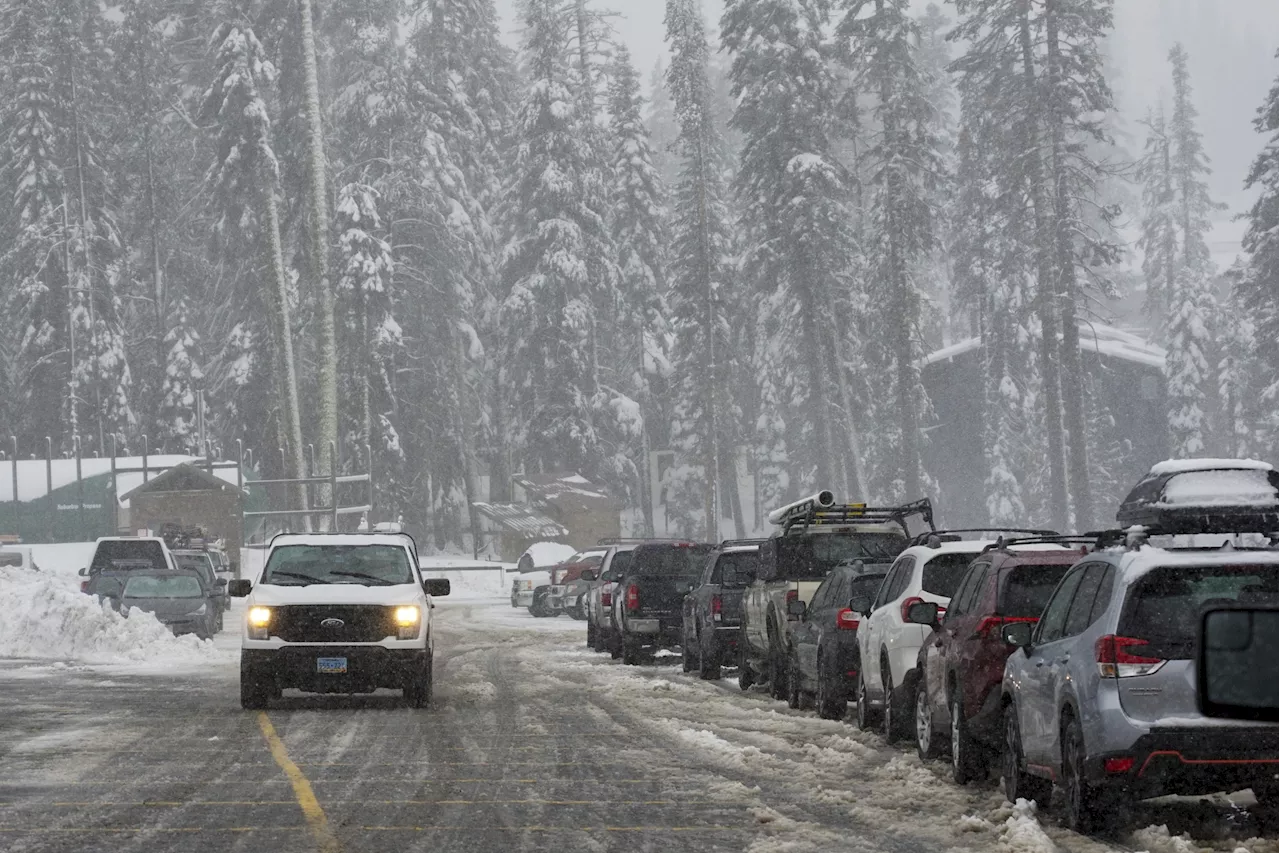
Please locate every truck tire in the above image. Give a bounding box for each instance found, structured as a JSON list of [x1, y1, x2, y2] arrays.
[[767, 621, 787, 700], [403, 655, 434, 709], [737, 640, 755, 691], [699, 630, 722, 681], [587, 620, 597, 648], [622, 635, 641, 666], [593, 625, 608, 653], [239, 659, 271, 710], [816, 653, 847, 720]]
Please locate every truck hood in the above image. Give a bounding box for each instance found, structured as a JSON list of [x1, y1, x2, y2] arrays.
[[251, 582, 423, 607]]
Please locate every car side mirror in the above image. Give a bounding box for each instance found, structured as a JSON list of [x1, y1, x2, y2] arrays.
[[786, 598, 806, 619], [227, 579, 252, 597], [905, 600, 939, 627], [423, 578, 451, 597], [579, 569, 597, 582], [78, 567, 88, 577], [849, 595, 872, 616], [1198, 606, 1278, 721], [1002, 621, 1034, 650], [216, 578, 228, 587]]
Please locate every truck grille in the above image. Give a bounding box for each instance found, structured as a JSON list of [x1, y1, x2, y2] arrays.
[[271, 605, 397, 643]]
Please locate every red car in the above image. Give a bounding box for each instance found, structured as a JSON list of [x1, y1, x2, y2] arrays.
[[909, 542, 1083, 782]]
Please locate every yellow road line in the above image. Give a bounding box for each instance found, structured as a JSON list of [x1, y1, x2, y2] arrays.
[[13, 799, 730, 808], [256, 712, 342, 853], [0, 825, 734, 834]]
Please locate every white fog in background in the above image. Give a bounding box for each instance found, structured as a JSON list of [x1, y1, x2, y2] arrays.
[[497, 0, 1278, 241]]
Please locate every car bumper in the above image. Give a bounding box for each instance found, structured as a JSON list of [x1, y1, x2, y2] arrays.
[[242, 646, 429, 693], [624, 618, 681, 645], [1092, 726, 1279, 799], [710, 624, 740, 654]]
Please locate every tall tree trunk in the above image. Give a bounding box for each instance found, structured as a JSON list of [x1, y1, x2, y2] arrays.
[[70, 73, 105, 454], [264, 192, 308, 515], [1018, 2, 1069, 530], [298, 0, 337, 523], [62, 195, 79, 444], [1045, 1, 1092, 529]]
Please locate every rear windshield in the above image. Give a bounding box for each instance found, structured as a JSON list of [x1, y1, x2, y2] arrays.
[[603, 550, 634, 581], [90, 540, 168, 574], [175, 555, 212, 574], [632, 545, 716, 577], [262, 544, 414, 586], [124, 575, 204, 598], [713, 552, 758, 587], [1121, 564, 1278, 659], [921, 553, 977, 597], [999, 564, 1074, 618], [776, 532, 908, 580]]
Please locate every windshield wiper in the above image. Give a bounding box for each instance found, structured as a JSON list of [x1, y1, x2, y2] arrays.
[[265, 571, 331, 585], [329, 571, 398, 586]]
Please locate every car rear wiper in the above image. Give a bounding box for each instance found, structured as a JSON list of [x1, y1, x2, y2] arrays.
[[266, 571, 330, 585], [329, 571, 396, 586]]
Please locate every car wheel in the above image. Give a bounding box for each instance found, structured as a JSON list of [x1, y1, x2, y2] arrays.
[[609, 629, 622, 659], [682, 638, 694, 673], [816, 654, 847, 720], [1062, 717, 1118, 833], [951, 686, 989, 785], [1253, 783, 1278, 828], [737, 641, 755, 691], [699, 631, 722, 681], [767, 624, 788, 700], [916, 679, 944, 761], [1001, 702, 1050, 803], [787, 650, 803, 710], [404, 655, 434, 709], [622, 636, 641, 666], [239, 660, 271, 710], [587, 620, 597, 648], [855, 671, 880, 731], [881, 665, 901, 743], [593, 625, 608, 654]]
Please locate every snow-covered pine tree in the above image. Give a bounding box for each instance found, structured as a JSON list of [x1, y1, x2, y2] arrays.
[[0, 0, 70, 448], [722, 0, 862, 507], [1237, 68, 1278, 461], [1137, 105, 1179, 324], [1164, 43, 1221, 459], [838, 0, 943, 502], [157, 297, 204, 453], [499, 0, 610, 481], [664, 0, 741, 537], [200, 15, 306, 507], [607, 44, 671, 535]]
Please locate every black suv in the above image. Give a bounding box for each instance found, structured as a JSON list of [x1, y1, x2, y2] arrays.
[[611, 541, 715, 665]]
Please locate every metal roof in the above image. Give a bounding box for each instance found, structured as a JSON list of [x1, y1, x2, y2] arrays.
[[471, 502, 568, 539]]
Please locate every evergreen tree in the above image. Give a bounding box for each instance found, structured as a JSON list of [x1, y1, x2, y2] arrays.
[[157, 297, 204, 452], [1136, 105, 1179, 323]]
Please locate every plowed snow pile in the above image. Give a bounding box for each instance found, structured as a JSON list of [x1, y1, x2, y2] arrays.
[[0, 568, 224, 665]]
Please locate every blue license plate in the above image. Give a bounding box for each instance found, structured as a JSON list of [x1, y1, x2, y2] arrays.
[[316, 657, 347, 674]]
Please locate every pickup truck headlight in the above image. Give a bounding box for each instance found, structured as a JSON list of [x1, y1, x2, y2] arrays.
[[247, 606, 272, 640], [394, 605, 421, 640], [191, 603, 208, 616]]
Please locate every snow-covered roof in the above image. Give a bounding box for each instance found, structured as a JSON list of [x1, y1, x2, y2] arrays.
[[1148, 458, 1275, 477], [919, 322, 1166, 370], [0, 456, 244, 508], [472, 502, 568, 538], [519, 541, 576, 567], [514, 473, 620, 510]]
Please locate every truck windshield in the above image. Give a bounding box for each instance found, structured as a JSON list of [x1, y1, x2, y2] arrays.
[[633, 545, 716, 577], [262, 544, 415, 586]]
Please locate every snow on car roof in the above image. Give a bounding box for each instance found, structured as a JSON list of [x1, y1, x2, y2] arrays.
[[1118, 543, 1279, 583], [1157, 469, 1277, 507], [267, 533, 415, 549], [1147, 458, 1275, 476], [520, 541, 577, 567]]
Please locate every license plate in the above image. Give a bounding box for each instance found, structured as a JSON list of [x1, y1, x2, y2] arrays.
[[316, 657, 347, 674]]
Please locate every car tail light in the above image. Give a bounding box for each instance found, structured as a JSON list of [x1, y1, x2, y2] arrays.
[[711, 595, 722, 622], [1095, 635, 1165, 678], [1104, 756, 1134, 774], [785, 588, 799, 620], [836, 608, 859, 631], [975, 615, 1038, 642], [626, 583, 639, 612], [900, 596, 946, 623], [80, 581, 90, 593], [601, 585, 613, 607]]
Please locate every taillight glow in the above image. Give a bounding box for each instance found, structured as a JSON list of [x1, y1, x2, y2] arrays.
[[836, 608, 859, 631], [1104, 756, 1134, 774], [1095, 635, 1165, 678], [900, 596, 924, 623], [711, 595, 722, 621], [80, 581, 90, 593], [601, 585, 612, 607], [626, 583, 640, 611], [976, 615, 1038, 642], [785, 589, 800, 620]]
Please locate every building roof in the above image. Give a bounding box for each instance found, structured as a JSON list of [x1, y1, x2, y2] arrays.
[[514, 473, 621, 511], [472, 502, 569, 539], [919, 322, 1166, 371], [119, 463, 245, 502], [0, 456, 246, 508]]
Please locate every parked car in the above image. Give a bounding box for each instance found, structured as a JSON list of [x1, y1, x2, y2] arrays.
[[787, 561, 890, 719], [910, 539, 1082, 780], [512, 570, 553, 611], [611, 541, 715, 664], [855, 533, 1045, 739], [741, 493, 931, 699], [1000, 534, 1278, 832], [173, 549, 229, 629], [118, 569, 220, 640], [513, 542, 577, 607], [80, 537, 178, 602], [0, 545, 39, 572], [545, 549, 607, 618], [585, 543, 641, 655], [681, 540, 761, 680]]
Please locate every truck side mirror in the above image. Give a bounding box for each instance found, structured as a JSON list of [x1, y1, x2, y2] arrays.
[[786, 598, 806, 619], [579, 568, 597, 582], [424, 578, 451, 597], [78, 567, 88, 577], [227, 579, 252, 597], [1198, 606, 1278, 721]]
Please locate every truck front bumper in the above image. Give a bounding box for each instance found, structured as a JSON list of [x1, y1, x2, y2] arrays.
[[241, 646, 429, 694]]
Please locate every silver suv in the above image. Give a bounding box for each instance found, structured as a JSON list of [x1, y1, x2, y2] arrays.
[[1000, 543, 1278, 832]]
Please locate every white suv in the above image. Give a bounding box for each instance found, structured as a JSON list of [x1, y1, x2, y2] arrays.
[[855, 539, 994, 738], [229, 532, 450, 709]]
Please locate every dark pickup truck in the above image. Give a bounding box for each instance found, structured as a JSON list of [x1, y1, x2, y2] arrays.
[[682, 541, 760, 680], [611, 541, 715, 665]]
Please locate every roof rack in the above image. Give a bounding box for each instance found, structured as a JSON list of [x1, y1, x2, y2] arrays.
[[595, 537, 688, 546], [908, 528, 1059, 549], [774, 497, 935, 537], [981, 530, 1127, 554], [719, 538, 766, 549]]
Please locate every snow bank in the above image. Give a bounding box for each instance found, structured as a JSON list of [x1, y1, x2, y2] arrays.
[[519, 541, 577, 567], [0, 567, 225, 665], [28, 542, 97, 579]]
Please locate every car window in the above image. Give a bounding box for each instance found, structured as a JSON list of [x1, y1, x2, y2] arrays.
[[888, 557, 916, 600], [1036, 567, 1086, 644], [814, 575, 840, 610], [1120, 564, 1277, 660], [849, 573, 887, 610], [1063, 563, 1108, 637], [873, 561, 905, 609], [921, 553, 976, 598], [123, 575, 204, 598], [999, 563, 1075, 618], [632, 545, 716, 577], [1087, 566, 1116, 624], [712, 551, 758, 587], [603, 550, 633, 581], [262, 544, 414, 586], [948, 564, 982, 617]]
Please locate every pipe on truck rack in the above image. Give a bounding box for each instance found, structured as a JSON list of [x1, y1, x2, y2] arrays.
[[766, 490, 836, 526]]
